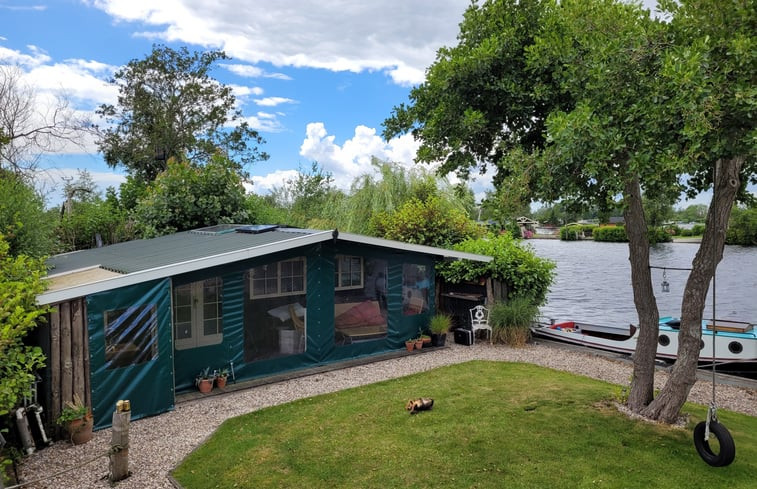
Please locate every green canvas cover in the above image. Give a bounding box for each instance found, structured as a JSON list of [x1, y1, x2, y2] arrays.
[[87, 278, 174, 429]]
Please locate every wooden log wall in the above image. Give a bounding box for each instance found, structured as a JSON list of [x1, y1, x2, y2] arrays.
[[48, 298, 90, 424]]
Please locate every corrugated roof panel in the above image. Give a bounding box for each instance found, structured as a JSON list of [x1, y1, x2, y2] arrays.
[[47, 228, 313, 275]]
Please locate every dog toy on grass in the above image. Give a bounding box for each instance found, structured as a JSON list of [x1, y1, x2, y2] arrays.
[[406, 398, 434, 414]]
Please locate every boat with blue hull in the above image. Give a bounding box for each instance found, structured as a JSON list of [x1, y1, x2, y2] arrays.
[[530, 316, 757, 364]]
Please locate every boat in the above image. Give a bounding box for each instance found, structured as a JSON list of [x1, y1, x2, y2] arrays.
[[530, 316, 757, 364]]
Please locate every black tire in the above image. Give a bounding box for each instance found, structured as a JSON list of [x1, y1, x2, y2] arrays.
[[693, 421, 736, 466]]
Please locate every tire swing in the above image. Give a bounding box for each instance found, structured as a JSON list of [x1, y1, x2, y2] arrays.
[[693, 274, 735, 467]]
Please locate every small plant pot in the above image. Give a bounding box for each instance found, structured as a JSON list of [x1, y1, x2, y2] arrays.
[[421, 335, 431, 345], [405, 341, 415, 352], [431, 333, 447, 347], [216, 376, 227, 389], [197, 378, 213, 393], [414, 340, 424, 350], [67, 415, 94, 445]]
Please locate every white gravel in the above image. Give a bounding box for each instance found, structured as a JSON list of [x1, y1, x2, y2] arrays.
[[16, 341, 757, 489]]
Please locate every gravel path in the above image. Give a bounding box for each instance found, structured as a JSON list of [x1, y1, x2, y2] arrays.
[[17, 341, 757, 489]]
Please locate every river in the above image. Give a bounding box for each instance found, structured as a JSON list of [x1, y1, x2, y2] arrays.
[[528, 239, 757, 326]]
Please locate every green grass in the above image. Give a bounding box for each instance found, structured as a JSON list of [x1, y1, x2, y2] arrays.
[[172, 361, 757, 488]]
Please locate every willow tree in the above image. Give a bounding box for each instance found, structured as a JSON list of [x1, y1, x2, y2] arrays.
[[384, 0, 756, 423]]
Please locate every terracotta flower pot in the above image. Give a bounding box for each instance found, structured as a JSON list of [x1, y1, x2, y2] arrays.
[[415, 339, 423, 350], [197, 378, 213, 393], [405, 341, 415, 352], [67, 415, 94, 445], [216, 376, 227, 389]]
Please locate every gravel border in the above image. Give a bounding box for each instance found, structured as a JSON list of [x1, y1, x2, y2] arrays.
[[17, 341, 757, 488]]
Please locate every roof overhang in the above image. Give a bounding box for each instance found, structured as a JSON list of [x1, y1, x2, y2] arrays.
[[38, 229, 491, 305]]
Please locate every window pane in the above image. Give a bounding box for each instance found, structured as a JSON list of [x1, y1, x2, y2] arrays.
[[105, 305, 158, 369]]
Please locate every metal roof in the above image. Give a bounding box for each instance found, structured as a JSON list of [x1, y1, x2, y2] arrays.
[[40, 226, 491, 305]]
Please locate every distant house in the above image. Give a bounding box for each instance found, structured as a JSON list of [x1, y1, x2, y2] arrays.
[[35, 225, 490, 429]]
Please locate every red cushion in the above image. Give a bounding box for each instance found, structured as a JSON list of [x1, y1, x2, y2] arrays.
[[335, 301, 384, 328]]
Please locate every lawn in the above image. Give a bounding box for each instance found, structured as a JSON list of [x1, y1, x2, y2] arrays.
[[171, 361, 756, 488]]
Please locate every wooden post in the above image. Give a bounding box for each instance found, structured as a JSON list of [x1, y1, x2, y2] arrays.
[[109, 400, 131, 482]]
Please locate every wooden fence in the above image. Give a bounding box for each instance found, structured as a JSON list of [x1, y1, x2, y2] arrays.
[[47, 298, 91, 425]]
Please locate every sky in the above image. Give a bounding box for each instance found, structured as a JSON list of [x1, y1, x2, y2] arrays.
[[2, 0, 678, 210]]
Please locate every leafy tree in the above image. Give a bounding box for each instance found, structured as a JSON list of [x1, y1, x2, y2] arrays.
[[0, 234, 48, 418], [726, 206, 757, 245], [384, 0, 756, 422], [268, 162, 340, 228], [96, 44, 268, 181], [370, 195, 484, 248], [0, 169, 55, 257], [674, 204, 708, 223], [133, 156, 250, 237], [0, 65, 86, 174]]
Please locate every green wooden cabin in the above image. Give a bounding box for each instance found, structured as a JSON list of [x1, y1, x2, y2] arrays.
[[36, 225, 490, 429]]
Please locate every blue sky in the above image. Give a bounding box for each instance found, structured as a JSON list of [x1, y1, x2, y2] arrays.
[[1, 0, 486, 207], [4, 0, 711, 212]]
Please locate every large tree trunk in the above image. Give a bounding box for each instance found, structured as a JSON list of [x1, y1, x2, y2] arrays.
[[642, 157, 743, 423], [624, 175, 660, 411]]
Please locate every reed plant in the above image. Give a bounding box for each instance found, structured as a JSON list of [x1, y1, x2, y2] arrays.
[[489, 296, 539, 347]]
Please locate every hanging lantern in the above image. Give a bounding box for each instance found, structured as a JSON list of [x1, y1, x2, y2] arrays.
[[661, 269, 670, 293]]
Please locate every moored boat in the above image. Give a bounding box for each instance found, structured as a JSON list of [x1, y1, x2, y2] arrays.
[[530, 316, 757, 363]]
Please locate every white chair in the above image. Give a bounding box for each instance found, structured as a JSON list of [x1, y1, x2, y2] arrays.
[[469, 305, 492, 344]]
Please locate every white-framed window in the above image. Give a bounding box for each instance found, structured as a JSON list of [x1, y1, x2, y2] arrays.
[[335, 255, 364, 290], [250, 257, 306, 298], [173, 277, 223, 350]]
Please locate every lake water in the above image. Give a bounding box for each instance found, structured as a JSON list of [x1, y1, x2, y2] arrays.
[[528, 239, 757, 326]]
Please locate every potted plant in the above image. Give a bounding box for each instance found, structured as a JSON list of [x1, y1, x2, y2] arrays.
[[56, 394, 93, 445], [414, 337, 424, 350], [216, 368, 229, 389], [429, 313, 452, 347], [405, 338, 415, 352], [196, 367, 214, 393]]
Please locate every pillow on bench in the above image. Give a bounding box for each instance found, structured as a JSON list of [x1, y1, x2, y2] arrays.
[[335, 300, 384, 328]]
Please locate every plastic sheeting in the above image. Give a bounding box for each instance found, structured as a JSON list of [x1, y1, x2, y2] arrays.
[[87, 278, 174, 429]]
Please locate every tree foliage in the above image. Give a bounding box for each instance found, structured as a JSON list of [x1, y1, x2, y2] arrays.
[[0, 235, 48, 417], [133, 156, 250, 237], [384, 0, 756, 423], [0, 169, 55, 257], [437, 233, 555, 306], [370, 195, 484, 248], [96, 44, 268, 181], [726, 206, 757, 245]]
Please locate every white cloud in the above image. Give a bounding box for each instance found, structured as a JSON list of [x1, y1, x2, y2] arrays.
[[254, 96, 296, 107], [222, 63, 292, 80], [248, 169, 300, 194], [89, 0, 469, 85]]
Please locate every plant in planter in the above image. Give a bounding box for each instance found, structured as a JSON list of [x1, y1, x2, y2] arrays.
[[56, 394, 93, 445], [489, 296, 540, 347], [196, 367, 214, 393], [429, 313, 452, 347], [414, 337, 424, 350], [405, 338, 416, 351], [216, 368, 229, 389]]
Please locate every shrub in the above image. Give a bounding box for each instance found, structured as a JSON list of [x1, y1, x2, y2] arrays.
[[559, 225, 583, 241], [429, 314, 452, 335], [593, 226, 628, 242], [691, 224, 705, 236], [436, 233, 555, 305], [489, 297, 539, 347]]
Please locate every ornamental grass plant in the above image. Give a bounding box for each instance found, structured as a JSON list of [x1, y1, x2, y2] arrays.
[[172, 361, 757, 489], [489, 297, 540, 347]]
